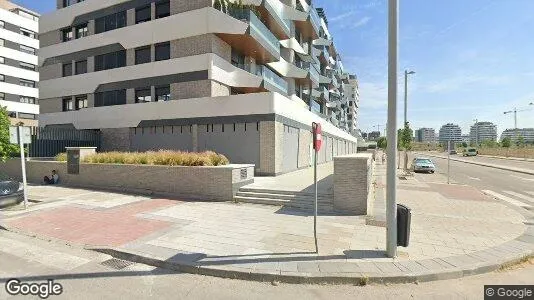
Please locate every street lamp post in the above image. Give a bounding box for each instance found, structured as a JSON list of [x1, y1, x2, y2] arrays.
[[403, 70, 415, 172], [473, 119, 478, 146]]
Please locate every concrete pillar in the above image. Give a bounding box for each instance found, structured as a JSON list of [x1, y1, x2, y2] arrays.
[[126, 88, 136, 104], [126, 8, 136, 26], [87, 56, 95, 73]]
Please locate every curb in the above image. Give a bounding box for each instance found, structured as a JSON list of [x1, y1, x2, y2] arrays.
[[418, 153, 534, 176]]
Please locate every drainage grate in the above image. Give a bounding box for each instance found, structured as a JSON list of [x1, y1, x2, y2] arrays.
[[100, 258, 135, 270]]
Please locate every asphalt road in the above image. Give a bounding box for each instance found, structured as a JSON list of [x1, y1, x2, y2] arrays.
[[431, 151, 533, 171], [0, 230, 533, 300]]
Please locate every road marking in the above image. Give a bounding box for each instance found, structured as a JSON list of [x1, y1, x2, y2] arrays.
[[503, 191, 534, 204], [482, 190, 532, 208], [510, 175, 534, 181], [467, 176, 480, 181]]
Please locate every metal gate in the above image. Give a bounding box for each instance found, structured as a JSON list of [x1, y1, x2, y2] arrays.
[[29, 128, 101, 158]]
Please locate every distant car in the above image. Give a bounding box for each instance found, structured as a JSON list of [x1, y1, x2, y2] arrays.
[[463, 148, 478, 156], [412, 157, 436, 173], [449, 150, 457, 155], [0, 173, 23, 208]]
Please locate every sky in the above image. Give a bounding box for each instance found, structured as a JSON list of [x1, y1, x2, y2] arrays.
[[13, 0, 534, 137]]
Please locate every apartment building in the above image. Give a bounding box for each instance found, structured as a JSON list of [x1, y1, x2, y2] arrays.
[[415, 127, 436, 143], [501, 128, 534, 144], [469, 121, 497, 144], [0, 0, 39, 126], [438, 123, 462, 143], [38, 0, 359, 175]]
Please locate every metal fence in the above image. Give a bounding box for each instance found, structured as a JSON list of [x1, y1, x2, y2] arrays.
[[28, 128, 101, 158]]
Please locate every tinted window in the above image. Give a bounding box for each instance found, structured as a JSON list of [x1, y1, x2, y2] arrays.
[[156, 85, 170, 101], [135, 46, 151, 64], [75, 95, 88, 110], [63, 62, 72, 77], [62, 28, 73, 42], [95, 50, 126, 71], [155, 42, 170, 61], [95, 90, 126, 107], [156, 1, 170, 19], [136, 5, 151, 24], [63, 97, 74, 111], [136, 87, 152, 103], [75, 60, 87, 75], [95, 11, 126, 34], [20, 62, 35, 71], [95, 17, 105, 34], [76, 24, 88, 38]]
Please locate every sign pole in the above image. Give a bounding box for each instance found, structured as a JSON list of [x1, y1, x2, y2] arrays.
[[314, 148, 318, 253], [447, 140, 451, 185], [18, 126, 28, 209]]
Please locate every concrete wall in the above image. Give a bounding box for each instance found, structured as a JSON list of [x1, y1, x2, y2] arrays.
[[131, 125, 193, 152], [101, 128, 131, 151], [1, 159, 254, 202], [333, 153, 374, 215]]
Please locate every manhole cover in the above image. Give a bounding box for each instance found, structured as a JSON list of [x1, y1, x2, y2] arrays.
[[100, 258, 135, 270]]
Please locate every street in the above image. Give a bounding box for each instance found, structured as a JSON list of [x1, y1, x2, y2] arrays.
[[0, 230, 532, 300]]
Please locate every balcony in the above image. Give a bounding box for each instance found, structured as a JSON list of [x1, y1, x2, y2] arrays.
[[294, 3, 320, 39], [309, 63, 320, 88], [257, 65, 288, 95], [221, 8, 281, 63], [263, 0, 291, 39]]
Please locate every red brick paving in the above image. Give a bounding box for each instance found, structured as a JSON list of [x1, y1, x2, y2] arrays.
[[6, 199, 178, 247]]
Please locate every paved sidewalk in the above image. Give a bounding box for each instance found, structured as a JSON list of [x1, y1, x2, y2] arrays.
[[1, 168, 533, 284]]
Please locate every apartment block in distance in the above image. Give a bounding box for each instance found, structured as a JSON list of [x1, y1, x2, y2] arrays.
[[0, 0, 39, 126], [38, 0, 360, 175], [415, 127, 436, 143], [470, 121, 497, 144], [438, 123, 462, 143], [501, 128, 534, 144]]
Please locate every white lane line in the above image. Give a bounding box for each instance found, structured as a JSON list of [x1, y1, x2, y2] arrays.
[[510, 174, 534, 181], [482, 190, 532, 208], [468, 176, 481, 181], [503, 191, 534, 204]]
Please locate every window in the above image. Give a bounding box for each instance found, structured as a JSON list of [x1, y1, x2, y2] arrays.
[[62, 62, 72, 77], [63, 0, 75, 8], [95, 50, 126, 71], [62, 28, 73, 42], [155, 85, 170, 101], [20, 96, 36, 104], [135, 46, 151, 64], [136, 5, 151, 24], [20, 29, 36, 39], [75, 60, 87, 75], [20, 79, 35, 88], [0, 21, 4, 29], [75, 95, 88, 110], [63, 97, 75, 111], [0, 57, 4, 64], [95, 89, 126, 107], [17, 10, 38, 21], [0, 93, 5, 100], [155, 42, 170, 61], [0, 39, 4, 47], [135, 87, 152, 103], [156, 1, 170, 19], [18, 113, 36, 120], [20, 62, 35, 70], [0, 74, 4, 82], [95, 11, 126, 34], [75, 24, 88, 38], [20, 45, 35, 55]]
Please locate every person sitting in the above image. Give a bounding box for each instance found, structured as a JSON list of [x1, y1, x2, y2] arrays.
[[44, 170, 59, 185]]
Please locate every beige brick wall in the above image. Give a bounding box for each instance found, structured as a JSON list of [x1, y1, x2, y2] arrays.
[[298, 128, 312, 168], [0, 159, 254, 202], [259, 121, 276, 175], [274, 121, 284, 173], [170, 34, 231, 62], [171, 80, 211, 100], [101, 128, 131, 151], [333, 154, 373, 215], [170, 0, 212, 15], [211, 80, 230, 97]]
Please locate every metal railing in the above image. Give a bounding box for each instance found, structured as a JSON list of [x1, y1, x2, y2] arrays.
[[28, 128, 101, 158]]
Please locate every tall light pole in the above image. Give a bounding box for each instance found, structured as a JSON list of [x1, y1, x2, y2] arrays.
[[404, 70, 416, 126], [386, 0, 398, 258], [473, 119, 478, 146]]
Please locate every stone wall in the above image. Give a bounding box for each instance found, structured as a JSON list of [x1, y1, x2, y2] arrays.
[[170, 0, 212, 15], [1, 159, 254, 202], [333, 153, 374, 215], [170, 34, 231, 62], [101, 128, 131, 151]]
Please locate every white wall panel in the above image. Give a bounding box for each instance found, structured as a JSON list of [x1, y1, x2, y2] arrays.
[[0, 100, 39, 114], [0, 46, 37, 65], [0, 28, 38, 49], [0, 82, 38, 98], [0, 63, 39, 81], [0, 9, 38, 32]]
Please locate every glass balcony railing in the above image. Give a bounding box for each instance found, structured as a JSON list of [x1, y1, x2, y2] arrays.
[[264, 0, 291, 36], [309, 7, 321, 36], [309, 63, 320, 85], [257, 65, 288, 94], [227, 8, 280, 59]]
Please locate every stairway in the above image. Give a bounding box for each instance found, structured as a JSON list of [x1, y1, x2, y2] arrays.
[[234, 187, 334, 213]]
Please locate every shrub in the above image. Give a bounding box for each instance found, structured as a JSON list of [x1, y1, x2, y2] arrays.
[[80, 150, 230, 166], [55, 152, 67, 162]]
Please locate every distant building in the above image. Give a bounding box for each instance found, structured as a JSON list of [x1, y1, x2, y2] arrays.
[[461, 135, 470, 143], [415, 128, 436, 143], [470, 121, 497, 144], [368, 131, 381, 141], [500, 128, 534, 143], [438, 123, 462, 143]]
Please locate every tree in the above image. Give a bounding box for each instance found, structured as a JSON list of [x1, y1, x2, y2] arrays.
[[398, 123, 413, 171], [481, 140, 498, 148], [501, 137, 511, 148], [516, 135, 525, 147], [461, 142, 468, 148], [377, 137, 387, 149], [0, 106, 19, 161]]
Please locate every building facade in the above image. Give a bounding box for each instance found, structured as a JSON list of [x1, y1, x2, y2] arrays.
[[38, 0, 359, 175], [415, 127, 436, 143], [470, 121, 497, 144], [0, 0, 39, 126], [438, 123, 462, 143], [500, 128, 534, 144]]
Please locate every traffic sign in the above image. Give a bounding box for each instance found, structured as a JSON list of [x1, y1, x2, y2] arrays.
[[312, 122, 322, 152], [9, 126, 31, 144]]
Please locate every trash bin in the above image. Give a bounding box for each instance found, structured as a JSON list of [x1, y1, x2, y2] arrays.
[[397, 204, 411, 247]]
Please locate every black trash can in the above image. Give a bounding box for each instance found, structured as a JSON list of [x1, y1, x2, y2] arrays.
[[397, 204, 411, 247]]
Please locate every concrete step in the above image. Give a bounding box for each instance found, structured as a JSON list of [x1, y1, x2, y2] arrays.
[[236, 191, 333, 201], [238, 187, 333, 198], [234, 196, 334, 211]]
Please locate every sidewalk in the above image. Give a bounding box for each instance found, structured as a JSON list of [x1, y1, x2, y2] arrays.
[[1, 169, 533, 284]]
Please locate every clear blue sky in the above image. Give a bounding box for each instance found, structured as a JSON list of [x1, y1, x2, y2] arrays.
[[16, 0, 534, 136]]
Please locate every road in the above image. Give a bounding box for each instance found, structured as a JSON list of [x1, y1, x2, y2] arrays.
[[0, 230, 533, 300], [413, 152, 534, 209]]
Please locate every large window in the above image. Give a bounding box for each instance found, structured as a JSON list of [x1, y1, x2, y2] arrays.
[[95, 11, 127, 34], [135, 46, 151, 65], [18, 113, 36, 120], [95, 89, 126, 107], [135, 87, 152, 103], [20, 45, 35, 55], [62, 62, 72, 77], [20, 29, 36, 39], [156, 1, 170, 19], [20, 79, 35, 88], [155, 42, 170, 61], [62, 97, 75, 111], [75, 95, 88, 110], [155, 85, 170, 101], [62, 28, 73, 42], [76, 24, 88, 38], [20, 96, 36, 104], [0, 74, 4, 82], [20, 62, 35, 71], [136, 5, 151, 24], [0, 57, 4, 64], [95, 50, 126, 71], [75, 60, 87, 75]]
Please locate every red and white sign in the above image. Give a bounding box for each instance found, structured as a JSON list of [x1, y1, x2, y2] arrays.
[[312, 122, 322, 152]]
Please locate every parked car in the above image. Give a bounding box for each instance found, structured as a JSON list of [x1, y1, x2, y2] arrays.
[[449, 150, 457, 155], [0, 173, 23, 208], [412, 157, 436, 173], [463, 147, 478, 156]]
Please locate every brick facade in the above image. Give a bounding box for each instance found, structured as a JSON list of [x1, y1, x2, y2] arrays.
[[333, 154, 374, 215]]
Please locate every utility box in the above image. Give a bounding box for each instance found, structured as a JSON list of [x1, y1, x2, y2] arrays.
[[66, 147, 97, 175], [397, 204, 411, 247]]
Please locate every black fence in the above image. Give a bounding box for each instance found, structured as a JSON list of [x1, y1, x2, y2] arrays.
[[28, 128, 101, 158]]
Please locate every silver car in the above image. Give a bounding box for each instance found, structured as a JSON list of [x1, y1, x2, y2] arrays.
[[412, 157, 436, 173]]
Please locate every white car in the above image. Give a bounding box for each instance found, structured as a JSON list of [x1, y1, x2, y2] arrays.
[[412, 157, 436, 173]]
